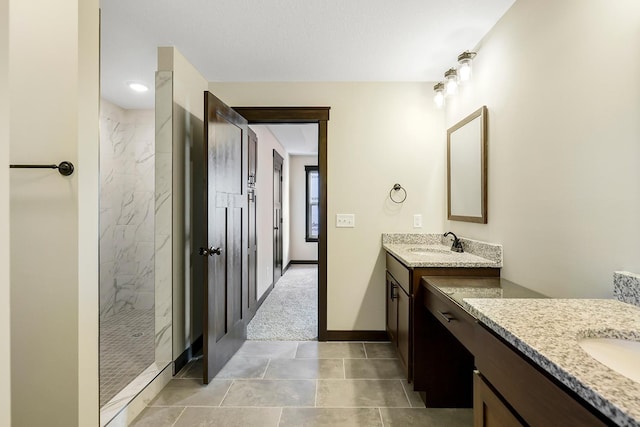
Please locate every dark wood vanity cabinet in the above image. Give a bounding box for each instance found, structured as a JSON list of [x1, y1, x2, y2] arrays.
[[384, 253, 499, 381], [473, 324, 608, 427], [414, 283, 476, 407], [473, 371, 524, 427], [386, 272, 409, 370], [416, 277, 610, 426], [386, 273, 398, 343]]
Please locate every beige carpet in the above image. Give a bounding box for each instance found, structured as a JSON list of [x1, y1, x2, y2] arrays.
[[247, 264, 318, 340]]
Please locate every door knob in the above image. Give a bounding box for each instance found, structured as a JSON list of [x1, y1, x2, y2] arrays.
[[199, 247, 222, 256]]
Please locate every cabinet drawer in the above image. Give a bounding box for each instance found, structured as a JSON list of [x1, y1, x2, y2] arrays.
[[473, 371, 524, 427], [423, 285, 477, 353], [475, 325, 608, 426], [386, 253, 411, 294]]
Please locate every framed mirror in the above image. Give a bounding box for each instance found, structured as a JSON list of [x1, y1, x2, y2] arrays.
[[447, 105, 487, 223]]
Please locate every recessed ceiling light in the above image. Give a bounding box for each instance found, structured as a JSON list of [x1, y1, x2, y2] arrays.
[[127, 82, 149, 92]]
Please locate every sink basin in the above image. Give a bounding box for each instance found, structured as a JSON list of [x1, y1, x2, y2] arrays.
[[578, 337, 640, 383], [407, 247, 451, 255]]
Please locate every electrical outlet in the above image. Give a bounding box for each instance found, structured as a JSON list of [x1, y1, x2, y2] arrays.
[[336, 214, 355, 228], [413, 214, 422, 228]]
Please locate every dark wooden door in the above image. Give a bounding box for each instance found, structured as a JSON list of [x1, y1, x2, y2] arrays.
[[201, 92, 248, 383], [273, 150, 283, 284], [247, 128, 258, 319]]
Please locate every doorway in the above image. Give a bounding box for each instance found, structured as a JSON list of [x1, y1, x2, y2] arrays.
[[234, 107, 329, 340]]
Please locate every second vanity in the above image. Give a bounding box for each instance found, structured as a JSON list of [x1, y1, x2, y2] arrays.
[[382, 233, 502, 380], [416, 276, 640, 426]]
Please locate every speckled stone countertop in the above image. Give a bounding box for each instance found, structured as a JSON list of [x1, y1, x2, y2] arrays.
[[464, 298, 640, 427], [615, 271, 640, 308], [382, 233, 502, 268], [425, 276, 546, 305]]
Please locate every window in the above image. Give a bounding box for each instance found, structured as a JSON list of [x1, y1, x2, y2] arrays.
[[305, 165, 319, 242]]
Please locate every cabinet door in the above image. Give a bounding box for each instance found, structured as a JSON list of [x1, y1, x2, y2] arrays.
[[397, 284, 410, 370], [474, 371, 524, 427], [386, 273, 398, 344]]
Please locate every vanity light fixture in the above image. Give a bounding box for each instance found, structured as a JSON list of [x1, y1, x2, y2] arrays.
[[444, 68, 458, 96], [127, 82, 149, 92], [432, 50, 478, 107], [433, 82, 445, 108], [458, 51, 477, 82]]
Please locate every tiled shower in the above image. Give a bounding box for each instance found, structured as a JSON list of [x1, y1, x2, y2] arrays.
[[99, 100, 155, 407]]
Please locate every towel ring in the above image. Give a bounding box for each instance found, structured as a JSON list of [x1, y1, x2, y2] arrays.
[[389, 183, 407, 204]]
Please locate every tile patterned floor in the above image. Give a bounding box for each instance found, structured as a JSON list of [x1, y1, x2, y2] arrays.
[[130, 341, 472, 426], [100, 308, 155, 407]]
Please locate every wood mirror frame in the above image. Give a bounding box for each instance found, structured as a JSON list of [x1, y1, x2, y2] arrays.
[[447, 105, 487, 224]]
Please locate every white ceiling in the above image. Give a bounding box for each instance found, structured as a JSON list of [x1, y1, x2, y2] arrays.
[[262, 124, 319, 156], [100, 0, 515, 110]]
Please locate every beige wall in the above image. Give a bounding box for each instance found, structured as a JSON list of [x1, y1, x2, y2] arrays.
[[250, 125, 289, 299], [0, 0, 10, 423], [8, 0, 100, 425], [209, 83, 444, 330], [77, 0, 100, 423], [289, 155, 319, 261], [444, 0, 640, 297], [158, 47, 209, 360]]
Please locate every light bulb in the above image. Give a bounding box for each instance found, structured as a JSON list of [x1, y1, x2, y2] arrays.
[[446, 79, 457, 96], [433, 82, 445, 108], [434, 91, 444, 108], [457, 51, 476, 82], [444, 68, 458, 96], [459, 62, 471, 81]]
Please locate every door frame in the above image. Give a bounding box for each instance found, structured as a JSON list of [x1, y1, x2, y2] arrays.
[[233, 107, 329, 341], [272, 149, 284, 285]]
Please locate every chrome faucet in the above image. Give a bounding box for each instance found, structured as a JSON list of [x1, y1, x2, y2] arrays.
[[443, 232, 464, 253]]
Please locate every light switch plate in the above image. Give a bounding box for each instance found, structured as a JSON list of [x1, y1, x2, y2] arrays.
[[413, 214, 422, 228], [336, 214, 355, 228]]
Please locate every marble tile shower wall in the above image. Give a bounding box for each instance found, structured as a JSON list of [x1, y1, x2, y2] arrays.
[[100, 99, 155, 320]]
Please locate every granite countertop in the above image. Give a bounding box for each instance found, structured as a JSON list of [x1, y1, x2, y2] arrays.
[[425, 276, 546, 306], [382, 233, 502, 268], [383, 243, 500, 268], [464, 298, 640, 427]]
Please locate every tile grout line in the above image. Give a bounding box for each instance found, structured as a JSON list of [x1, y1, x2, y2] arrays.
[[342, 359, 346, 379], [314, 378, 319, 407], [378, 407, 385, 427], [170, 407, 187, 427], [362, 342, 368, 359], [262, 359, 272, 379], [277, 407, 284, 427], [399, 380, 412, 407], [218, 379, 235, 407]]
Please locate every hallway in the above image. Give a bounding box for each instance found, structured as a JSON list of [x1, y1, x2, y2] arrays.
[[247, 264, 318, 341], [130, 341, 472, 426]]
